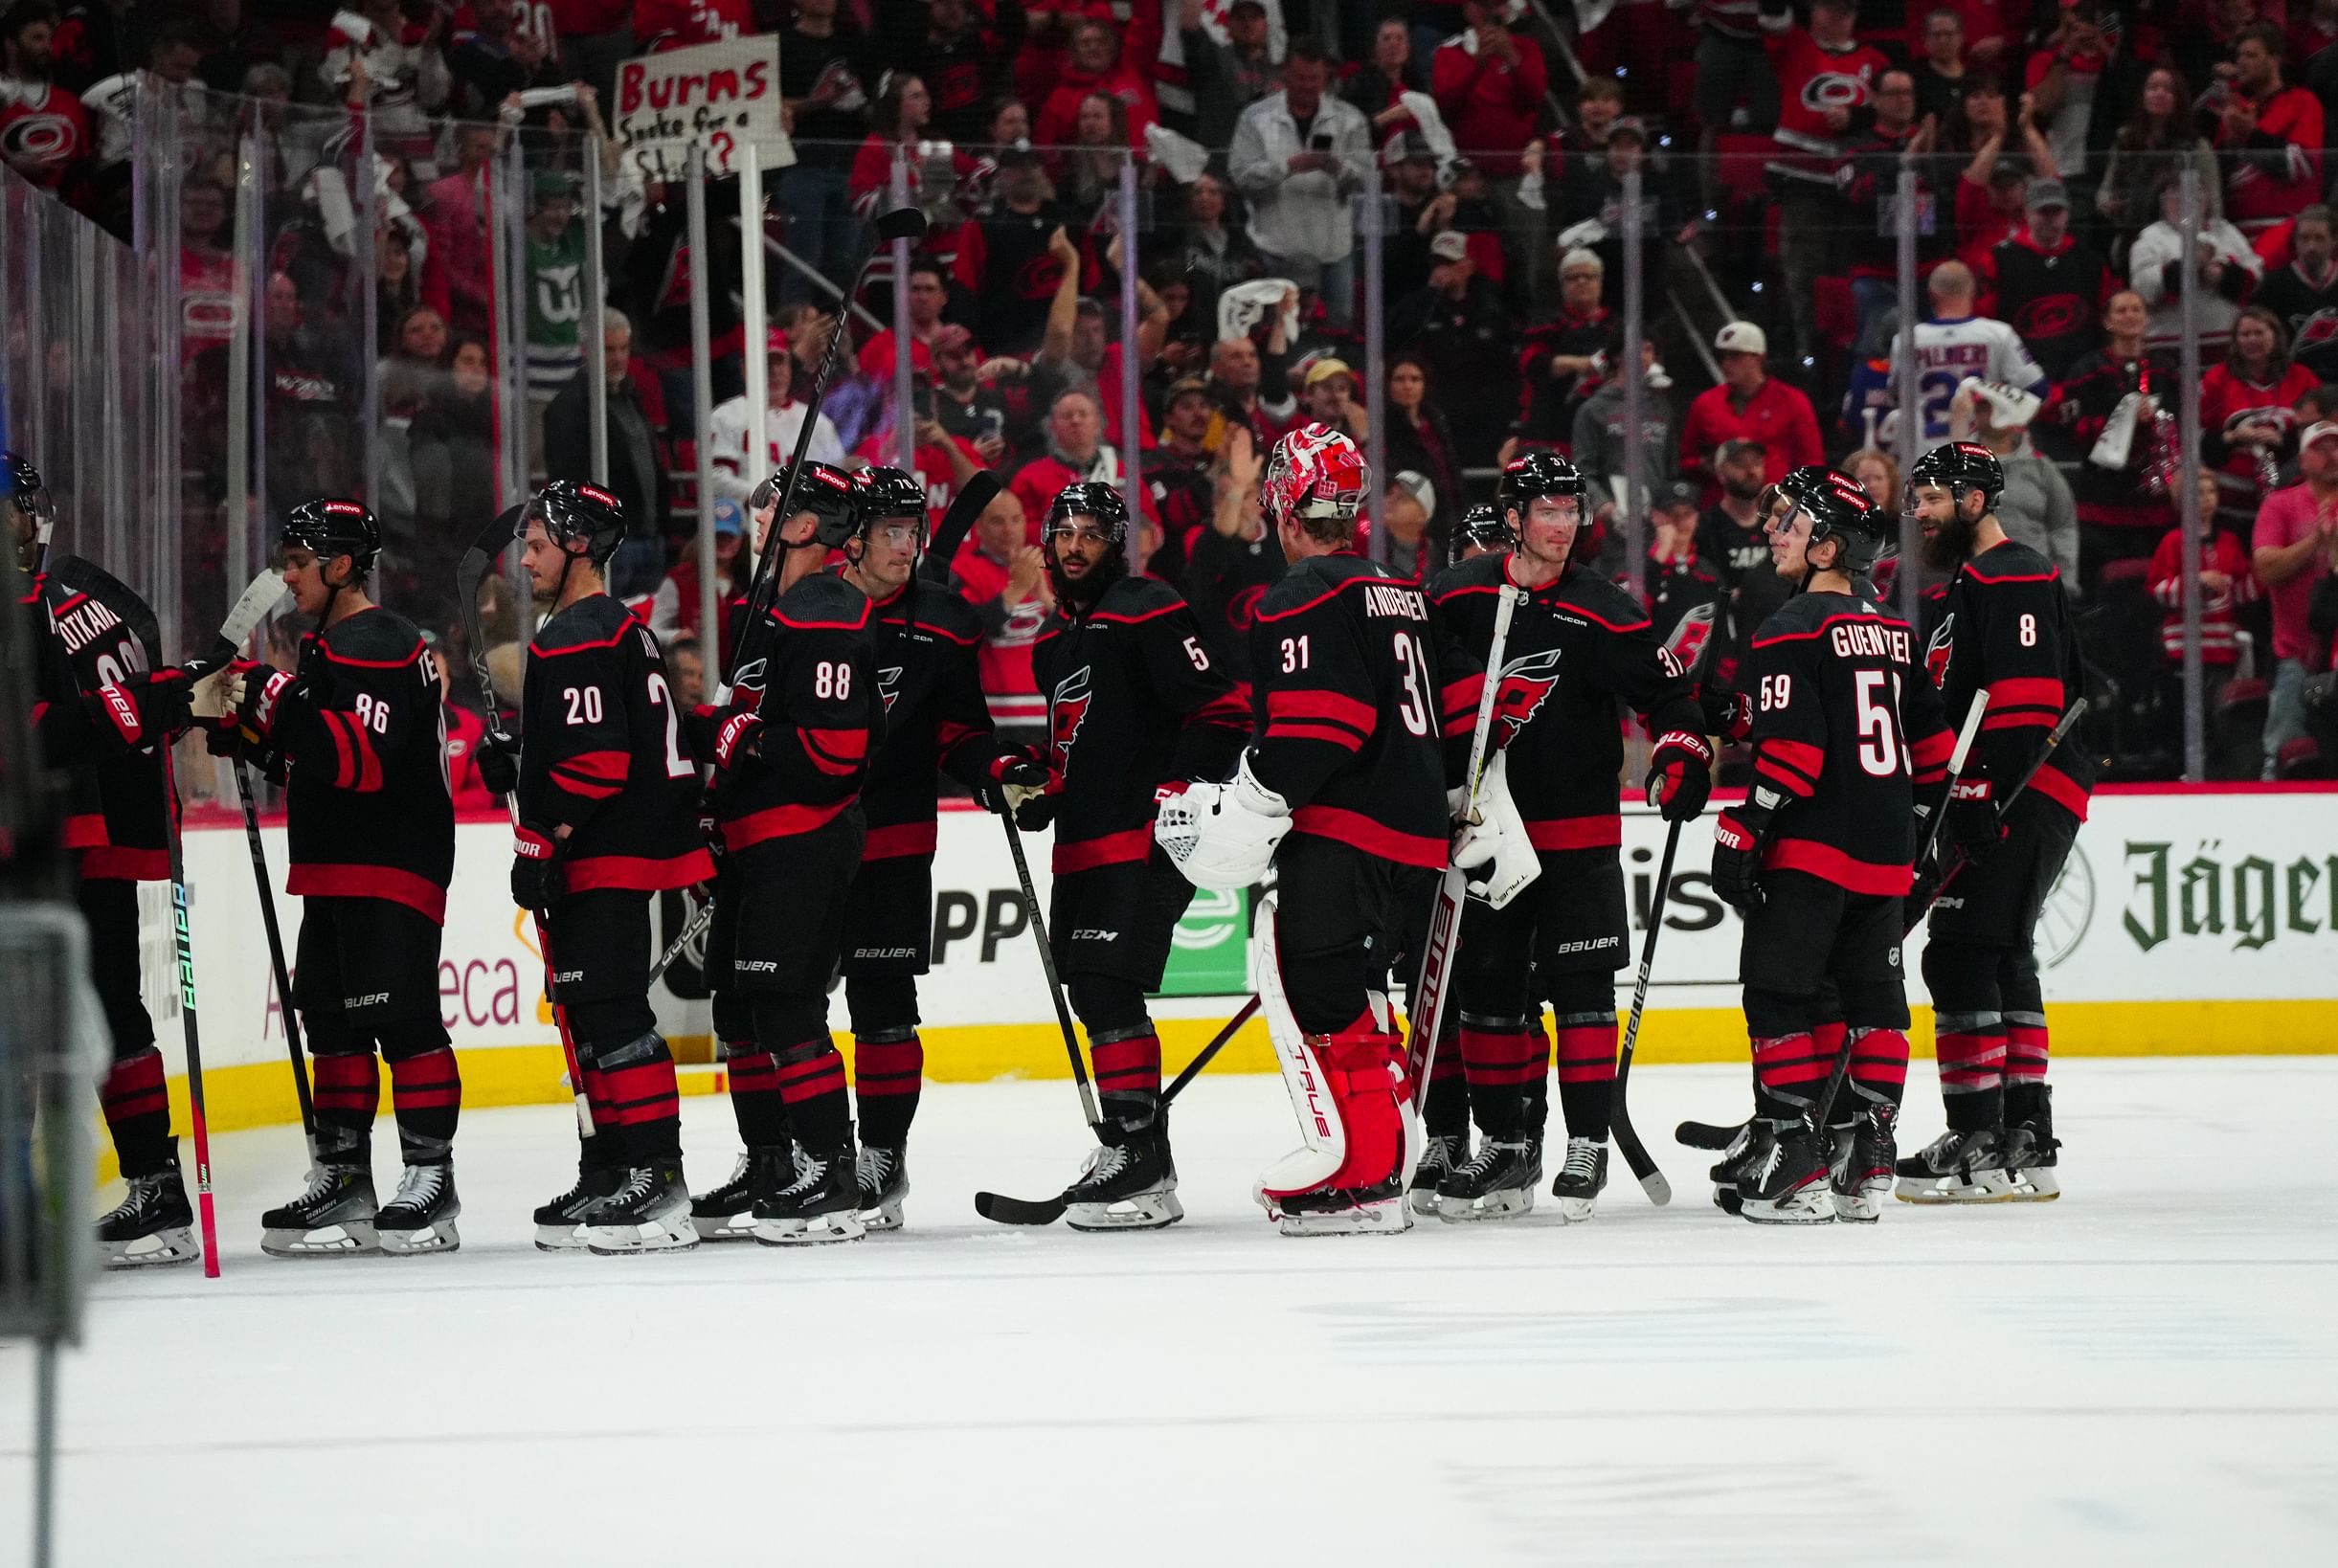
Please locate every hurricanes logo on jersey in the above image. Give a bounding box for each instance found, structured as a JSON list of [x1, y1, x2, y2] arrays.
[[1925, 614, 1956, 689], [1048, 665, 1092, 778], [1801, 70, 1873, 113], [1492, 648, 1564, 746], [877, 664, 905, 713]]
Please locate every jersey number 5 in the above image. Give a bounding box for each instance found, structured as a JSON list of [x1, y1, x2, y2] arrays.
[[1855, 669, 1905, 778]]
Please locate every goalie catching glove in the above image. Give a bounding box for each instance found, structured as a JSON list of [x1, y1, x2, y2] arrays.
[[1450, 750, 1539, 909], [1154, 752, 1289, 891]]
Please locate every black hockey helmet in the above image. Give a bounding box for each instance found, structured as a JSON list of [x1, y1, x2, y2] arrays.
[[753, 459, 860, 549], [1905, 440, 2005, 515], [1456, 502, 1511, 561], [282, 497, 380, 577], [2, 450, 53, 568], [1778, 464, 1892, 577], [525, 479, 627, 570], [852, 464, 930, 537], [1042, 481, 1131, 604], [1495, 449, 1585, 524]]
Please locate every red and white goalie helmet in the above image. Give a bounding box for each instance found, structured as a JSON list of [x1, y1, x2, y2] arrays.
[[1260, 424, 1369, 529]]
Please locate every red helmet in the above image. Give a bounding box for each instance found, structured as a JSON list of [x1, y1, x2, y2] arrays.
[[1260, 424, 1369, 529]]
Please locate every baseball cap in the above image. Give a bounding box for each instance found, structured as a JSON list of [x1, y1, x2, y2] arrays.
[[1714, 321, 1766, 356], [1391, 470, 1438, 519], [2025, 177, 2070, 213], [1164, 373, 1213, 405], [2301, 420, 2338, 448], [1304, 357, 1356, 389], [1718, 437, 1767, 462], [1383, 129, 1436, 168], [1653, 478, 1703, 512], [1607, 116, 1648, 145], [932, 324, 978, 356], [712, 496, 744, 537], [1428, 229, 1470, 263]]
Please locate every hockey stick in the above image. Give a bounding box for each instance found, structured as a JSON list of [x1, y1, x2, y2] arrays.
[[1404, 580, 1524, 1113], [231, 761, 313, 1148], [158, 747, 222, 1278], [974, 995, 1263, 1225], [644, 470, 1002, 990], [1901, 697, 2088, 935]]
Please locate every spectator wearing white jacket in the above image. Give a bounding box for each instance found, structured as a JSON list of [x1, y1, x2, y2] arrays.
[[1956, 381, 2081, 592], [2130, 180, 2260, 354], [1227, 38, 1372, 332]]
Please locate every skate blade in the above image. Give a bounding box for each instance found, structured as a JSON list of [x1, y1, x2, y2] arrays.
[[753, 1209, 867, 1245], [1278, 1199, 1411, 1238], [1895, 1174, 2017, 1204], [2006, 1168, 2060, 1200], [1435, 1188, 1534, 1223], [534, 1222, 593, 1252], [101, 1227, 199, 1269], [855, 1195, 907, 1231], [1741, 1187, 1835, 1224], [585, 1219, 699, 1255], [688, 1212, 759, 1242], [377, 1221, 461, 1255], [261, 1221, 380, 1257], [1065, 1191, 1183, 1231], [1405, 1185, 1444, 1217], [1551, 1196, 1598, 1223]]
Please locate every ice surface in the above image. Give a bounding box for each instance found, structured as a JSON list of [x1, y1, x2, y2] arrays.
[[5, 1060, 2336, 1566]]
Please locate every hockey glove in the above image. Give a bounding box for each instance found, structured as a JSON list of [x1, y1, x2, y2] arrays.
[[979, 750, 1052, 815], [226, 659, 301, 746], [712, 709, 764, 772], [510, 823, 561, 910], [1699, 683, 1752, 744], [1945, 776, 2004, 863], [475, 728, 520, 798], [1710, 795, 1775, 915], [1645, 729, 1716, 822]]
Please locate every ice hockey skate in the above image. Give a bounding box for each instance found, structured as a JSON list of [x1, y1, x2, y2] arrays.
[[1895, 1126, 2015, 1202], [1831, 1102, 1898, 1222], [1408, 1131, 1464, 1217], [374, 1163, 461, 1254], [1738, 1120, 1835, 1224], [1548, 1136, 1608, 1222], [96, 1157, 197, 1269], [585, 1161, 698, 1254], [753, 1136, 868, 1244], [1708, 1121, 1760, 1216], [533, 1163, 625, 1251], [1060, 1125, 1182, 1231], [855, 1144, 910, 1231], [688, 1146, 791, 1241], [260, 1164, 380, 1257], [1436, 1137, 1539, 1222], [2002, 1086, 2060, 1200], [1277, 1172, 1410, 1237]]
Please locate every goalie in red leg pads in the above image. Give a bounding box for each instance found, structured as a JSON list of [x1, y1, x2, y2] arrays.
[[497, 482, 714, 1255], [10, 455, 204, 1267], [217, 500, 461, 1258], [1707, 468, 1951, 1225], [1024, 481, 1248, 1231], [1424, 451, 1710, 1223], [1155, 426, 1449, 1236]]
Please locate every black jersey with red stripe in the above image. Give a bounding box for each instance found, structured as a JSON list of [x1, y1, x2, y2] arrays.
[[1032, 572, 1248, 876], [1428, 553, 1703, 853], [1923, 538, 2094, 821], [1743, 588, 1954, 895], [519, 593, 715, 893], [24, 565, 169, 881], [717, 571, 883, 852], [1248, 551, 1448, 869], [862, 575, 1001, 862], [281, 606, 456, 922]]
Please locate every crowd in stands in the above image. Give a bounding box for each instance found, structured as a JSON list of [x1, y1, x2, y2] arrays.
[[3, 1, 2337, 781]]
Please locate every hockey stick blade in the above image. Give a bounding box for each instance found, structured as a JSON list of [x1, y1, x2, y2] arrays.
[[924, 470, 1002, 575], [1675, 1118, 1745, 1151], [1611, 1107, 1674, 1203], [216, 568, 290, 651], [973, 1189, 1069, 1226]]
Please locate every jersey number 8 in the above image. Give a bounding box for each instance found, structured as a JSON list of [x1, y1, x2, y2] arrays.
[[815, 661, 852, 700]]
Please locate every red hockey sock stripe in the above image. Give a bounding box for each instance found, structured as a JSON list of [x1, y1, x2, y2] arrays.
[[1847, 1028, 1911, 1090], [777, 1045, 848, 1104], [728, 1048, 780, 1095], [2006, 1019, 2050, 1085], [1459, 1022, 1545, 1087], [603, 1059, 681, 1127], [311, 1052, 381, 1115], [1090, 1034, 1162, 1096], [1751, 1033, 1830, 1091], [388, 1047, 461, 1111], [1426, 1044, 1465, 1083], [853, 1035, 926, 1096], [580, 1063, 616, 1129], [1553, 1021, 1616, 1086], [100, 1048, 169, 1124], [1934, 1029, 2007, 1093]]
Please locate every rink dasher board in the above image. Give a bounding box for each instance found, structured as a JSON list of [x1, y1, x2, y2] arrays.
[[106, 787, 2338, 1159]]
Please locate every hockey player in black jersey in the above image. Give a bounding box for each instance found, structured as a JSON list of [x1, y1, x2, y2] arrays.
[[8, 455, 206, 1266], [1017, 481, 1248, 1229], [488, 482, 716, 1253], [1425, 452, 1711, 1222], [224, 500, 461, 1256], [824, 466, 1044, 1229], [1899, 441, 2093, 1202], [694, 462, 887, 1245], [1708, 468, 1954, 1223], [1157, 427, 1450, 1234]]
